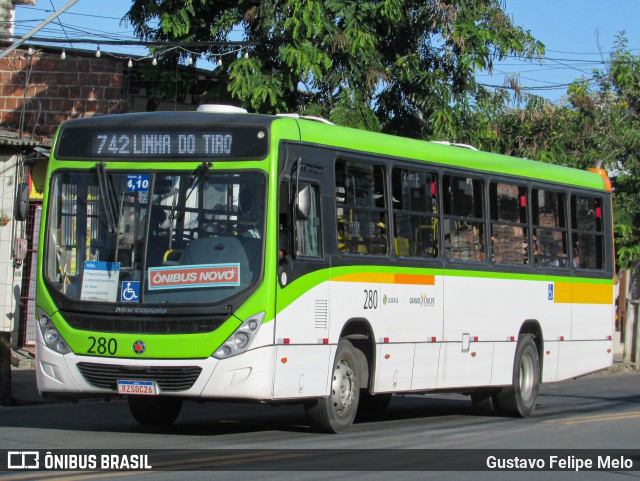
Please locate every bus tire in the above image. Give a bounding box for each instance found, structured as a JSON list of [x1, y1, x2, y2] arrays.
[[496, 334, 540, 417], [305, 339, 361, 433], [471, 389, 500, 416], [128, 396, 183, 426]]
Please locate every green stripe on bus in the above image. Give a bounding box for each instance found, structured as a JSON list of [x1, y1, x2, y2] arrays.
[[292, 120, 607, 190], [276, 265, 613, 313]]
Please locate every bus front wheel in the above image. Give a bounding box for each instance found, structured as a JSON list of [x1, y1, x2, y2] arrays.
[[306, 339, 361, 433], [128, 396, 183, 426], [496, 334, 540, 417]]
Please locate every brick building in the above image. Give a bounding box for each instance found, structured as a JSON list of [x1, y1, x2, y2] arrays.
[[1, 47, 128, 137], [0, 41, 220, 350]]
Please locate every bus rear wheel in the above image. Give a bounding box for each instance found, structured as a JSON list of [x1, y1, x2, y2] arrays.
[[306, 339, 361, 433], [496, 334, 540, 417], [128, 396, 183, 426]]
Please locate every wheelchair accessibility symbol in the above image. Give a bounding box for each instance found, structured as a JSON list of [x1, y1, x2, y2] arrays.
[[121, 281, 140, 302]]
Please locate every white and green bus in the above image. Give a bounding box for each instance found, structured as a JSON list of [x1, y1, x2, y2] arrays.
[[36, 106, 615, 433]]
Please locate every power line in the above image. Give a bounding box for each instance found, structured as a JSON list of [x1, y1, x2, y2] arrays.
[[479, 79, 597, 91], [12, 22, 140, 40], [16, 5, 124, 21], [0, 34, 258, 48], [49, 0, 74, 50]]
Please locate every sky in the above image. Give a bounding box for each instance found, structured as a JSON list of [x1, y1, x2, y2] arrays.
[[10, 0, 640, 103]]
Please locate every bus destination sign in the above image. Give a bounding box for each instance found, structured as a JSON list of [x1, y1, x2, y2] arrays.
[[94, 132, 234, 157], [55, 124, 269, 161]]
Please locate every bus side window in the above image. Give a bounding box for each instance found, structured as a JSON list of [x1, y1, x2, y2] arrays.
[[490, 182, 528, 265], [392, 167, 439, 258], [571, 195, 605, 270], [532, 189, 568, 268], [296, 184, 322, 257], [443, 175, 485, 262], [335, 160, 388, 256]]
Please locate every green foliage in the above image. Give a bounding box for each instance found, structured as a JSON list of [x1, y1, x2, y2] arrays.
[[126, 0, 543, 137], [124, 2, 640, 270], [487, 34, 640, 269]]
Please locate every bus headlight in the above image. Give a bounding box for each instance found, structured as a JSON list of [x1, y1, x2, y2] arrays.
[[213, 312, 264, 360], [36, 308, 71, 355]]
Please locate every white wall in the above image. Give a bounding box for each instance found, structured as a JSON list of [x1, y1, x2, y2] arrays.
[[0, 154, 23, 348]]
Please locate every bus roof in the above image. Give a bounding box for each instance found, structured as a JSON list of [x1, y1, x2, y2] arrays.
[[52, 111, 608, 191], [291, 117, 608, 191]]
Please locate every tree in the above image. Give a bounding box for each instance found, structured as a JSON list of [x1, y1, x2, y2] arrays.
[[486, 35, 640, 269], [125, 0, 543, 138]]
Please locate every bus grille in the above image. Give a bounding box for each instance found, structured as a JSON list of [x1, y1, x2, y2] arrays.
[[76, 363, 202, 392], [60, 311, 225, 334]]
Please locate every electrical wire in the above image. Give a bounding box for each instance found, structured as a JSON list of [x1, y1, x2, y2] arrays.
[[8, 4, 639, 97]]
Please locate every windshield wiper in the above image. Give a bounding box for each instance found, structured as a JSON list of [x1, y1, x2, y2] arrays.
[[95, 163, 118, 235], [169, 161, 211, 223], [184, 161, 212, 215], [168, 161, 211, 248]]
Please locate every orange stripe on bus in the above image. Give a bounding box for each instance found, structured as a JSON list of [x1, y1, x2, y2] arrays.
[[393, 274, 435, 285], [554, 282, 613, 305], [333, 273, 435, 285], [333, 273, 394, 283]]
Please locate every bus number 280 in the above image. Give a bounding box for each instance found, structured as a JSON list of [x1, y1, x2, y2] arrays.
[[88, 336, 117, 355], [363, 289, 378, 310]]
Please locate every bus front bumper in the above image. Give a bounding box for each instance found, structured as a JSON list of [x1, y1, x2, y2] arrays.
[[36, 341, 278, 401]]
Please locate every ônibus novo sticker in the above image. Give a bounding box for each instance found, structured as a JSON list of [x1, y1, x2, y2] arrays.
[[148, 264, 240, 290]]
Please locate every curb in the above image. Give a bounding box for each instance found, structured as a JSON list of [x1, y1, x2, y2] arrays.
[[11, 349, 36, 370]]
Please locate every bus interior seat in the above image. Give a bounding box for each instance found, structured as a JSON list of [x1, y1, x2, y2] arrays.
[[394, 236, 410, 256], [180, 236, 250, 283]]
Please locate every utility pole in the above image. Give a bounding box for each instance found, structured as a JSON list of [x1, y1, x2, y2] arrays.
[[624, 272, 640, 364], [0, 0, 78, 61]]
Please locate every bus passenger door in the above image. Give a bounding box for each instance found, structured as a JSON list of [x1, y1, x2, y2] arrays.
[[274, 174, 332, 399]]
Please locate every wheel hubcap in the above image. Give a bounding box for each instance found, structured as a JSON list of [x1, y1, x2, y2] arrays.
[[331, 358, 355, 417], [519, 352, 534, 401]]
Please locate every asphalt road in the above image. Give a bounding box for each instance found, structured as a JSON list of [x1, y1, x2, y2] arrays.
[[0, 370, 639, 480]]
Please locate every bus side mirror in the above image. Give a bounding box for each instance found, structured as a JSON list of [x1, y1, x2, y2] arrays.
[[14, 183, 29, 222], [296, 184, 311, 221]]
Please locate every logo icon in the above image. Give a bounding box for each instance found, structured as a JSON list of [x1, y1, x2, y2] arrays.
[[121, 281, 140, 302], [548, 283, 554, 301], [7, 451, 39, 470], [132, 340, 146, 355]]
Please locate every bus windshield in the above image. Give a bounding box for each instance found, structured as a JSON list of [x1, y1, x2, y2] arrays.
[[44, 169, 265, 305]]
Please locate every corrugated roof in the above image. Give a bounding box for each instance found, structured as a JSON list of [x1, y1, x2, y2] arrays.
[[0, 127, 52, 148]]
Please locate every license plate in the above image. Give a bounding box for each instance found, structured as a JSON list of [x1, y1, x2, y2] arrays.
[[117, 380, 158, 396]]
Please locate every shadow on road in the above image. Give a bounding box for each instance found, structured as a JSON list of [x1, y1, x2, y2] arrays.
[[1, 372, 638, 437]]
